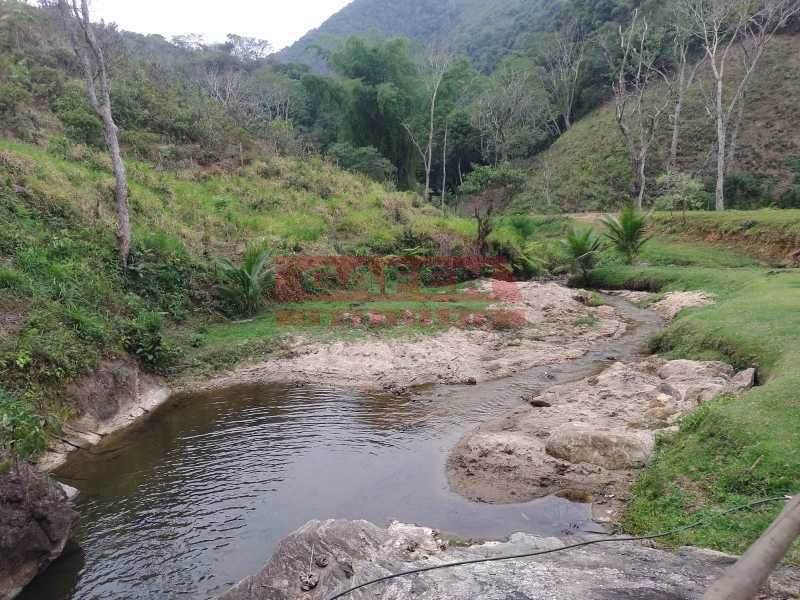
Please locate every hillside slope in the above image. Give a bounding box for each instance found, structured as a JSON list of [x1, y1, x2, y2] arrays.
[[516, 35, 800, 212], [277, 0, 558, 72]]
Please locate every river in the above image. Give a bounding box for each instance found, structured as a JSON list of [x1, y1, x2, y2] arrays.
[[21, 296, 661, 600]]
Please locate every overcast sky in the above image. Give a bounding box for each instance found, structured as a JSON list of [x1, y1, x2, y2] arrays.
[[90, 0, 353, 52]]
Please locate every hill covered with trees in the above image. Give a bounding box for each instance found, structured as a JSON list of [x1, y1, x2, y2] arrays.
[[277, 0, 559, 73]]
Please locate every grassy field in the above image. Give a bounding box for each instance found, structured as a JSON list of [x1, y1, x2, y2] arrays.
[[590, 235, 800, 563]]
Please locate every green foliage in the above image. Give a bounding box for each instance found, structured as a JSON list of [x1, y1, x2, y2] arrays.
[[0, 388, 50, 460], [327, 142, 396, 182], [723, 171, 772, 210], [778, 184, 800, 209], [602, 206, 651, 264], [54, 81, 104, 147], [460, 162, 527, 196], [654, 172, 710, 211], [216, 245, 276, 317], [124, 311, 170, 369], [561, 226, 602, 282]]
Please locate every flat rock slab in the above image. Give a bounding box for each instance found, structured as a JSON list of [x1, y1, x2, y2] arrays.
[[219, 519, 796, 600]]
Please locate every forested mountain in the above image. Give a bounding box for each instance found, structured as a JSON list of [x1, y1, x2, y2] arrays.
[[278, 0, 560, 72]]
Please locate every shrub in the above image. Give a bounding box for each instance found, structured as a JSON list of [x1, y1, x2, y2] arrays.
[[602, 206, 651, 264], [778, 184, 800, 209], [327, 143, 397, 182], [127, 232, 194, 318], [125, 311, 170, 369], [216, 245, 275, 317], [653, 172, 709, 211], [0, 389, 50, 460], [723, 171, 771, 209], [561, 226, 602, 282]]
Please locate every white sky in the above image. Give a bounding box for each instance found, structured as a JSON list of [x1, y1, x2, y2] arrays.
[[90, 0, 353, 52]]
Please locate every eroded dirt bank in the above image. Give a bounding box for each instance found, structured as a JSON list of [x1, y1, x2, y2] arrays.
[[219, 519, 799, 600]]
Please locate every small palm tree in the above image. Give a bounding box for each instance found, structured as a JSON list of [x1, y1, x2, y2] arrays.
[[217, 245, 275, 317], [561, 226, 602, 282], [602, 206, 651, 264]]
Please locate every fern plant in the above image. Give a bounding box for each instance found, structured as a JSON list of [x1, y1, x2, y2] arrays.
[[561, 226, 602, 282], [217, 245, 275, 317], [602, 206, 651, 264]]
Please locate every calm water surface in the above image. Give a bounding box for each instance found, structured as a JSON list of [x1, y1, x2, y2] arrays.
[[22, 296, 662, 600]]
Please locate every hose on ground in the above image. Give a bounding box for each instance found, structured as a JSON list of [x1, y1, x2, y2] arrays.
[[326, 495, 794, 600]]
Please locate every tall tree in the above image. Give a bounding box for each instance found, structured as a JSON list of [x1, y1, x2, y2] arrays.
[[402, 45, 452, 201], [683, 0, 800, 210], [667, 3, 706, 172], [58, 0, 131, 264], [602, 11, 672, 209], [529, 20, 588, 134]]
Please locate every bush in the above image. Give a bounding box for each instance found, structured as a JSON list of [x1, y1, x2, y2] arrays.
[[0, 389, 50, 460], [778, 184, 800, 209], [723, 171, 771, 209], [653, 172, 709, 211], [125, 311, 170, 369], [327, 143, 396, 182], [602, 206, 651, 264], [216, 245, 275, 317], [561, 226, 602, 283], [127, 232, 194, 318]]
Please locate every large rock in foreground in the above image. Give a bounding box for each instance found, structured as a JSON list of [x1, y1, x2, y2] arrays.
[[0, 459, 78, 600], [219, 519, 796, 600]]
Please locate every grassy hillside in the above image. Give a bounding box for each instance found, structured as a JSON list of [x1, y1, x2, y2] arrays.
[[0, 136, 482, 453], [516, 35, 800, 212]]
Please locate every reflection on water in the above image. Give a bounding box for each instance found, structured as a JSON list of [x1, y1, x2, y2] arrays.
[[22, 296, 662, 600]]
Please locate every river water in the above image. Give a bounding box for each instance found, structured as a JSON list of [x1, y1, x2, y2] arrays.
[[22, 297, 661, 600]]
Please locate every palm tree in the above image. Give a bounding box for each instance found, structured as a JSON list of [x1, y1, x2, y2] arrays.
[[561, 226, 602, 282], [217, 245, 275, 317], [602, 206, 651, 264]]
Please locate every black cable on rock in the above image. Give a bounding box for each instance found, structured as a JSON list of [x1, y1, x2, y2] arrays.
[[326, 495, 792, 600]]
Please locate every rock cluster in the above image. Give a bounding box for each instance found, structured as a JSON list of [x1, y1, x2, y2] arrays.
[[447, 358, 756, 518], [0, 458, 78, 600]]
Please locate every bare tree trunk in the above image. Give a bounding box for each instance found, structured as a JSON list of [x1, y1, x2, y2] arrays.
[[60, 0, 131, 263], [441, 121, 448, 210], [637, 150, 647, 210], [727, 90, 746, 169], [714, 76, 727, 211], [668, 57, 687, 172]]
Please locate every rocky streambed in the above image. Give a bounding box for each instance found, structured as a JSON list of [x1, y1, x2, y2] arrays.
[[8, 281, 789, 600]]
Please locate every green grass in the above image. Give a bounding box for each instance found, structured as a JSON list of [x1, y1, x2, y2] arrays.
[[0, 137, 478, 455], [169, 293, 493, 374], [590, 236, 800, 563]]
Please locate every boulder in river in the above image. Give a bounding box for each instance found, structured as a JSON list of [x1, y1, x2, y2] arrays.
[[219, 518, 798, 600], [0, 457, 78, 600]]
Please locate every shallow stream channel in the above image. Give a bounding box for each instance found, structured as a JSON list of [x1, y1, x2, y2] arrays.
[[23, 296, 662, 600]]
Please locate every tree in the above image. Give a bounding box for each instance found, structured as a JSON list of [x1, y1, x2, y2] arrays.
[[58, 0, 131, 264], [602, 11, 672, 209], [529, 20, 588, 133], [602, 205, 651, 264], [460, 163, 527, 254], [683, 0, 800, 210], [402, 45, 452, 201], [667, 3, 706, 171], [224, 34, 271, 62], [471, 58, 548, 164]]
